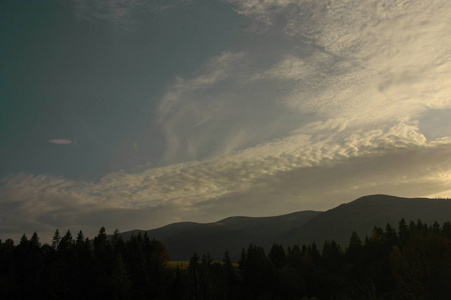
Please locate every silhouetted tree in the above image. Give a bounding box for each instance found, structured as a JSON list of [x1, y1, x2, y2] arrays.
[[268, 243, 286, 270], [240, 244, 277, 298], [52, 229, 61, 250], [398, 218, 409, 245]]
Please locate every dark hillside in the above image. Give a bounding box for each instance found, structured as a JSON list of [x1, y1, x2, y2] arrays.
[[120, 195, 451, 260], [123, 211, 321, 260], [120, 222, 202, 241], [292, 194, 451, 247]]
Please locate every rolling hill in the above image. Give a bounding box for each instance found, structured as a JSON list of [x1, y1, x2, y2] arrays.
[[287, 194, 451, 247], [121, 194, 451, 260]]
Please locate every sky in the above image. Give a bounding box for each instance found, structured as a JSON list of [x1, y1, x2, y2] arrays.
[[1, 0, 451, 242]]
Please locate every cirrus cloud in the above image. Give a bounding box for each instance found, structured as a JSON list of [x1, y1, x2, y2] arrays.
[[2, 0, 451, 243], [49, 139, 72, 145], [3, 122, 451, 242]]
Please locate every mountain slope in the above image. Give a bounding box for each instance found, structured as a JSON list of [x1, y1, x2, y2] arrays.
[[121, 195, 451, 260], [290, 194, 451, 247], [125, 210, 321, 260]]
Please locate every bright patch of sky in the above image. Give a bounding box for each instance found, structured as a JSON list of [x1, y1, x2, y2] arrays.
[[1, 0, 450, 242]]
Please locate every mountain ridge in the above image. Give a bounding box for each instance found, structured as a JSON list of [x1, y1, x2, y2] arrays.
[[120, 194, 451, 260]]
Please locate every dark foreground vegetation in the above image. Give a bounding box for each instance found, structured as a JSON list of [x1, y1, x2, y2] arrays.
[[2, 219, 451, 299]]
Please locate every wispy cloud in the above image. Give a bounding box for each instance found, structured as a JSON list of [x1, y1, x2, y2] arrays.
[[156, 0, 450, 163], [227, 0, 451, 118], [49, 139, 72, 145], [70, 0, 191, 25], [3, 122, 451, 241], [2, 0, 451, 242]]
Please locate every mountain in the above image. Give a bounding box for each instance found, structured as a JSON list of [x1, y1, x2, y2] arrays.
[[122, 211, 321, 260], [121, 194, 451, 260], [288, 194, 451, 247]]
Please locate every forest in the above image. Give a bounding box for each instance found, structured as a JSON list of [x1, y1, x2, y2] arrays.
[[1, 219, 451, 299]]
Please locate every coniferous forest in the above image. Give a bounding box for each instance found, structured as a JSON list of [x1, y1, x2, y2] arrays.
[[2, 219, 451, 299]]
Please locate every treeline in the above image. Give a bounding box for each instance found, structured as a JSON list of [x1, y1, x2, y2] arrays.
[[233, 219, 451, 299], [179, 219, 451, 299], [2, 219, 451, 299], [0, 228, 170, 299]]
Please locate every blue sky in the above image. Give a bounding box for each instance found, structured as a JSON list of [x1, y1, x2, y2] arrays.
[[1, 0, 451, 241]]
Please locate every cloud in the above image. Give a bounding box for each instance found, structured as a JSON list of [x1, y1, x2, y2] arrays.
[[157, 50, 308, 162], [3, 0, 451, 242], [3, 121, 451, 242], [154, 0, 450, 167], [251, 54, 319, 81], [70, 0, 191, 25], [49, 139, 72, 145], [226, 0, 451, 125]]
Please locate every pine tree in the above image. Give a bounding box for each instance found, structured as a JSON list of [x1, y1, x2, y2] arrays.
[[52, 229, 61, 250], [398, 218, 409, 244], [188, 252, 201, 299], [30, 232, 41, 249], [347, 231, 362, 257], [443, 221, 451, 238], [385, 223, 398, 246], [59, 230, 74, 252], [269, 243, 286, 269]]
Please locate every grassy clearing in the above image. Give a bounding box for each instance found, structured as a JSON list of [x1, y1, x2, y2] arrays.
[[167, 261, 190, 270]]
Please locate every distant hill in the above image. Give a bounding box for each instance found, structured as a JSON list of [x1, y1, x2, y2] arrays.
[[120, 194, 451, 260], [288, 194, 451, 247], [121, 211, 321, 260]]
